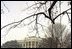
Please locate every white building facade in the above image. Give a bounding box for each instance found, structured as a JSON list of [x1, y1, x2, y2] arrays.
[[17, 36, 42, 48]]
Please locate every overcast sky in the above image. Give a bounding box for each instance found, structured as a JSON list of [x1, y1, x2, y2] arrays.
[[1, 1, 71, 45]]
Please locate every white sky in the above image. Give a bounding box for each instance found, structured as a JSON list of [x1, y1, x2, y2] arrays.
[[1, 1, 71, 45]]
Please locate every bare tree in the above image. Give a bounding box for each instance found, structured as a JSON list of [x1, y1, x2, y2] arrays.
[[37, 37, 59, 48], [37, 23, 70, 48], [47, 23, 66, 48], [48, 23, 66, 38], [1, 1, 71, 39], [62, 32, 71, 48]]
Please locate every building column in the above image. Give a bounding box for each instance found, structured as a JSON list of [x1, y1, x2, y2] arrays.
[[28, 42, 29, 48], [35, 41, 36, 48], [31, 41, 32, 48], [25, 42, 26, 48], [22, 44, 23, 48]]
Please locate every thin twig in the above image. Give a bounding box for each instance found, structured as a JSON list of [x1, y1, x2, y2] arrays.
[[53, 8, 71, 21], [2, 1, 9, 12], [66, 12, 71, 23]]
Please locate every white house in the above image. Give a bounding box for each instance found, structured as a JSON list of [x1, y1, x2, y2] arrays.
[[17, 36, 42, 48]]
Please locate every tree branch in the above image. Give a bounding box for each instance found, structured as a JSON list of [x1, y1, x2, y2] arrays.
[[1, 15, 33, 29], [1, 10, 55, 30], [22, 1, 47, 11], [2, 1, 9, 12], [48, 1, 57, 18], [53, 8, 71, 21], [66, 12, 71, 23], [1, 1, 71, 30]]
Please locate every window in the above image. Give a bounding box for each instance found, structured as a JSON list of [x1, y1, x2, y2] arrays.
[[36, 42, 38, 46], [23, 44, 25, 47]]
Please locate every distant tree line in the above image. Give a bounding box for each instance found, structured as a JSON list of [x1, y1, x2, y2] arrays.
[[1, 40, 22, 48]]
